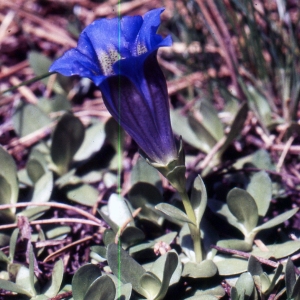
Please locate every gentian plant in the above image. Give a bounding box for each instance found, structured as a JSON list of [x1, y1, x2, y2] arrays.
[[50, 8, 203, 262]]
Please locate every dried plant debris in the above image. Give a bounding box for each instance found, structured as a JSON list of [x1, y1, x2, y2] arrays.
[[0, 0, 300, 299]]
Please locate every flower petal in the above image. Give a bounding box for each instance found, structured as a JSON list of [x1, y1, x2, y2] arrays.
[[135, 8, 171, 54], [101, 53, 176, 164], [49, 49, 106, 85]]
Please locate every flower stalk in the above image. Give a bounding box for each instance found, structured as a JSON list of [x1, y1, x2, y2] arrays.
[[148, 139, 203, 263], [178, 189, 203, 263]]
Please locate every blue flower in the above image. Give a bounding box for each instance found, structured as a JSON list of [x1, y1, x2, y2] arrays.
[[49, 8, 177, 165]]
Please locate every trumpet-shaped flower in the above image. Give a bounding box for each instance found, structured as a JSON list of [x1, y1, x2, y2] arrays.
[[49, 8, 177, 165]]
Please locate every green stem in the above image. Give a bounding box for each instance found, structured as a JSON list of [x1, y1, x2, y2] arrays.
[[179, 190, 202, 263]]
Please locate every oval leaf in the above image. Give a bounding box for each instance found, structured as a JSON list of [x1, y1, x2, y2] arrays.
[[254, 208, 299, 233], [285, 257, 296, 299], [66, 184, 98, 207], [43, 259, 64, 298], [0, 279, 32, 297], [12, 103, 51, 137], [74, 121, 106, 161], [84, 275, 116, 300], [139, 272, 161, 300], [214, 257, 248, 276], [235, 272, 254, 298], [219, 102, 248, 155], [182, 260, 217, 278], [155, 203, 195, 225], [0, 146, 18, 208], [170, 109, 208, 152], [128, 182, 163, 221], [72, 264, 102, 300], [247, 171, 272, 217], [107, 243, 147, 298], [190, 175, 207, 228], [227, 188, 259, 234], [51, 113, 85, 175], [131, 157, 162, 192]]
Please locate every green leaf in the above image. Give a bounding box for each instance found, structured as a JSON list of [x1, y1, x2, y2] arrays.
[[247, 85, 272, 128], [150, 250, 180, 285], [227, 188, 259, 234], [51, 113, 85, 175], [153, 251, 179, 300], [98, 210, 119, 234], [90, 246, 107, 263], [0, 250, 9, 263], [155, 203, 195, 225], [251, 241, 300, 259], [83, 275, 116, 300], [9, 228, 19, 262], [106, 275, 132, 300], [199, 100, 224, 141], [170, 109, 209, 152], [45, 226, 71, 239], [0, 279, 33, 297], [104, 117, 124, 151], [251, 149, 275, 170], [29, 245, 37, 296], [128, 182, 163, 221], [27, 159, 46, 184], [217, 239, 252, 252], [74, 120, 106, 161], [16, 265, 38, 296], [38, 94, 71, 114], [248, 256, 263, 276], [66, 184, 98, 207], [72, 264, 102, 300], [208, 199, 241, 232], [31, 171, 53, 203], [139, 272, 161, 300], [230, 287, 239, 300], [285, 257, 296, 299], [260, 272, 271, 294], [43, 259, 64, 297], [219, 102, 248, 155], [188, 115, 217, 153], [129, 241, 156, 255], [0, 146, 18, 216], [12, 103, 52, 137], [253, 208, 299, 233], [121, 226, 145, 248], [103, 229, 115, 246], [107, 194, 133, 228], [264, 264, 283, 294], [291, 276, 300, 300], [235, 272, 254, 298], [247, 171, 272, 217], [0, 175, 15, 223], [28, 51, 52, 85], [190, 175, 207, 229], [190, 285, 226, 298], [214, 257, 248, 276], [131, 157, 162, 192], [182, 260, 217, 278], [107, 243, 147, 298]]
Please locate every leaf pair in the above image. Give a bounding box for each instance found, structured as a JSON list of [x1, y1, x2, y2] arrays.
[[155, 175, 207, 230], [107, 243, 179, 300], [210, 171, 298, 244], [72, 264, 131, 300]]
